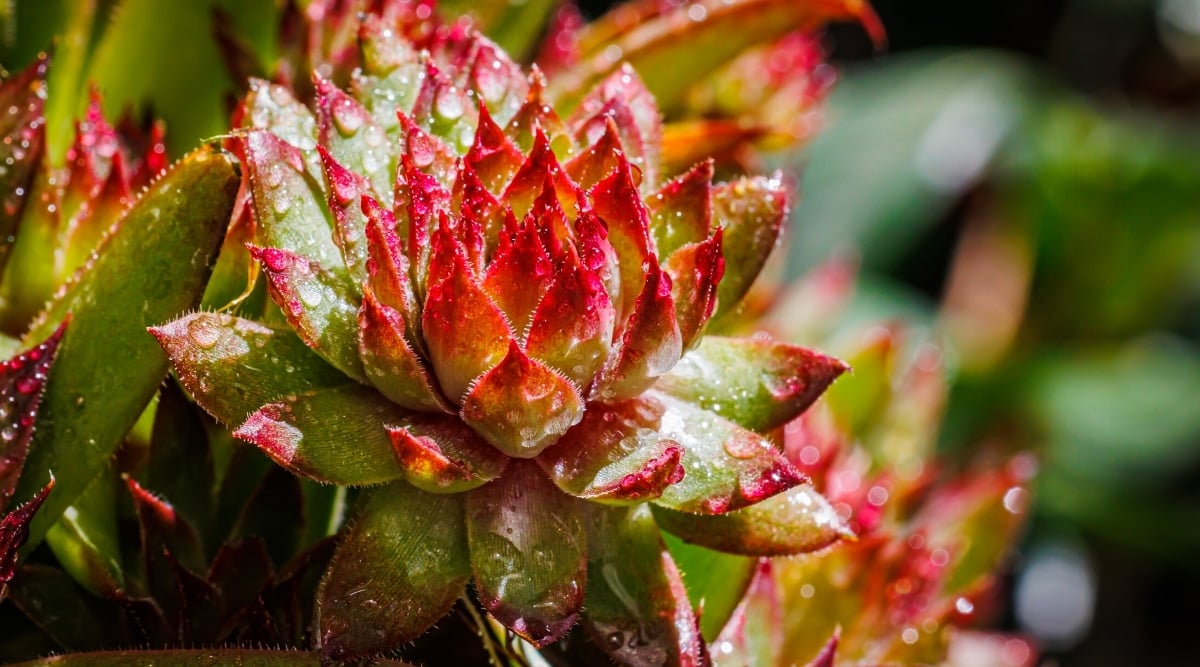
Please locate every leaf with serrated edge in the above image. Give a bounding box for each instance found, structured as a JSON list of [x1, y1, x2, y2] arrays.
[[653, 484, 851, 556], [1, 477, 54, 602], [0, 323, 65, 511], [17, 147, 238, 549], [249, 245, 366, 383], [233, 385, 406, 486], [466, 461, 586, 647], [151, 312, 350, 428], [387, 416, 508, 494], [318, 481, 469, 662], [243, 130, 344, 274], [656, 336, 848, 433], [536, 400, 684, 504], [710, 175, 787, 320], [623, 392, 806, 514], [582, 504, 705, 666]]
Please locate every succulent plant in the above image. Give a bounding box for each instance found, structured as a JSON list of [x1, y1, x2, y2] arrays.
[[703, 257, 1037, 667], [150, 13, 854, 661]]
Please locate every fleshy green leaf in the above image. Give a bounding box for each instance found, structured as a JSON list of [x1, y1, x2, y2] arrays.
[[0, 54, 47, 275], [653, 484, 852, 556], [151, 312, 350, 427], [604, 392, 806, 514], [711, 175, 788, 320], [656, 336, 848, 433], [249, 245, 365, 382], [466, 461, 586, 647], [317, 481, 469, 661], [536, 401, 684, 504], [44, 470, 124, 596], [16, 147, 238, 548], [0, 323, 64, 511], [582, 504, 705, 666], [232, 385, 405, 486], [823, 326, 896, 437], [647, 160, 713, 258], [243, 130, 343, 273]]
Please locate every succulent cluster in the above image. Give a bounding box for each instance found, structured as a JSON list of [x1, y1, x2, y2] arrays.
[[150, 15, 853, 661], [0, 2, 1036, 666]]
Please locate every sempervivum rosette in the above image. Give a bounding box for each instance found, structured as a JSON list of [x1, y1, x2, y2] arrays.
[[152, 15, 850, 664]]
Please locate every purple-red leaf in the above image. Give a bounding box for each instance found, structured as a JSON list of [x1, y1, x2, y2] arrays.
[[0, 476, 53, 602], [0, 322, 65, 511], [664, 229, 725, 348], [466, 461, 586, 647], [0, 54, 47, 275], [318, 145, 375, 286]]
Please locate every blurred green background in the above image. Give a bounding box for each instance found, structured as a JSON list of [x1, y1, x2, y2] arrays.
[[782, 1, 1200, 665], [2, 0, 1197, 664]]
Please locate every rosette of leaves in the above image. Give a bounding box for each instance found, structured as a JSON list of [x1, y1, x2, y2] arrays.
[[703, 258, 1036, 666], [152, 16, 851, 663]]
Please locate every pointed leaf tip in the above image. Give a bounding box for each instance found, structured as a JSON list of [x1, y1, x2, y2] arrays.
[[1, 321, 67, 511], [1, 476, 54, 600]]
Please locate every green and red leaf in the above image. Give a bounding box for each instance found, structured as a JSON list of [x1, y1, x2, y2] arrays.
[[653, 484, 852, 556], [582, 504, 705, 666], [711, 175, 788, 320], [1, 477, 54, 602], [536, 400, 684, 504], [233, 385, 406, 486], [318, 482, 470, 661], [387, 417, 508, 493], [0, 54, 47, 275], [460, 341, 585, 459], [150, 313, 350, 427], [657, 336, 848, 433], [466, 461, 586, 647]]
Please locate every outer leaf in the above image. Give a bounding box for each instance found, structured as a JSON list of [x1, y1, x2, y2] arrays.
[[150, 313, 350, 427], [711, 561, 783, 667], [582, 504, 705, 666], [536, 401, 684, 504], [16, 147, 238, 548], [653, 484, 851, 556], [640, 392, 806, 514], [4, 564, 122, 651], [656, 336, 848, 433], [317, 481, 469, 661], [387, 417, 509, 493], [243, 130, 343, 273], [233, 385, 405, 486], [0, 323, 64, 510], [0, 54, 47, 275], [44, 470, 123, 596], [145, 382, 215, 537], [249, 245, 365, 382], [711, 175, 788, 320], [466, 461, 586, 647], [0, 478, 53, 602]]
